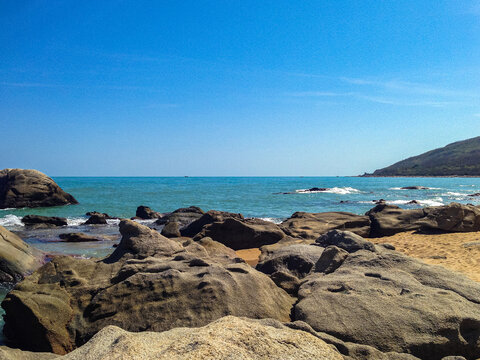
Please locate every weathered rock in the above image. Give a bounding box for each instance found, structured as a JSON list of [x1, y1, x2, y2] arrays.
[[60, 316, 342, 360], [366, 204, 425, 237], [85, 211, 113, 218], [180, 210, 244, 237], [21, 215, 68, 228], [58, 233, 101, 243], [160, 221, 181, 238], [294, 233, 480, 359], [256, 243, 325, 295], [280, 212, 371, 240], [2, 220, 293, 354], [0, 169, 77, 209], [420, 202, 480, 232], [315, 230, 376, 253], [135, 206, 162, 219], [83, 214, 107, 225], [314, 245, 349, 274], [400, 186, 429, 190], [368, 203, 480, 237], [155, 206, 205, 229], [0, 347, 59, 359], [0, 226, 45, 283], [194, 218, 286, 250]]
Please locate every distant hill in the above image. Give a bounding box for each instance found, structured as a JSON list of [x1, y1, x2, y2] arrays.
[[364, 136, 480, 176]]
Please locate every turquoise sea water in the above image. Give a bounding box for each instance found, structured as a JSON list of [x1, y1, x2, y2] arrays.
[[1, 176, 480, 344]]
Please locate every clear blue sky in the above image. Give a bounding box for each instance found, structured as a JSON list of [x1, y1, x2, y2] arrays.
[[1, 0, 480, 176]]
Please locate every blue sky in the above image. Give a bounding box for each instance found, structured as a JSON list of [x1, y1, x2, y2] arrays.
[[1, 0, 480, 176]]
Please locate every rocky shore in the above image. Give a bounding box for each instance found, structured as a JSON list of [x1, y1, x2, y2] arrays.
[[1, 169, 480, 359]]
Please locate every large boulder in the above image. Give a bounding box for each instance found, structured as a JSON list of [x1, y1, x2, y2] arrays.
[[0, 226, 45, 283], [420, 202, 480, 232], [280, 212, 371, 240], [155, 206, 205, 228], [256, 244, 325, 294], [193, 218, 286, 250], [293, 231, 480, 359], [1, 220, 293, 354], [315, 230, 376, 253], [58, 233, 101, 243], [180, 210, 244, 237], [0, 169, 77, 209], [367, 203, 480, 237], [22, 215, 68, 228], [366, 204, 426, 237], [60, 316, 342, 360], [83, 214, 107, 225]]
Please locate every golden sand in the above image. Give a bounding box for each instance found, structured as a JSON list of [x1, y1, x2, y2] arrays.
[[371, 231, 480, 282]]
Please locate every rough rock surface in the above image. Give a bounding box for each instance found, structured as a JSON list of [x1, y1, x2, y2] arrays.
[[160, 221, 181, 238], [0, 169, 77, 209], [135, 206, 163, 219], [280, 211, 371, 240], [0, 226, 45, 283], [316, 230, 376, 253], [59, 316, 342, 360], [0, 347, 59, 359], [294, 231, 480, 360], [1, 220, 293, 354], [58, 233, 102, 242], [180, 210, 244, 237], [367, 203, 480, 237], [256, 244, 324, 294], [156, 206, 205, 228], [194, 218, 286, 250], [22, 215, 68, 228]]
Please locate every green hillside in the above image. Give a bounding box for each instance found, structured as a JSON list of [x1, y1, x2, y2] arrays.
[[365, 136, 480, 176]]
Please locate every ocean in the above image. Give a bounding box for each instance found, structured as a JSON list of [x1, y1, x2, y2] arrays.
[[1, 176, 480, 343]]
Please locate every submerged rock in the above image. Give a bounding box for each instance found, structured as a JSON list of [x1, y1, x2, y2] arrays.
[[0, 168, 77, 209], [280, 211, 371, 240], [58, 233, 102, 242], [400, 186, 430, 190], [2, 220, 293, 354], [0, 226, 45, 283]]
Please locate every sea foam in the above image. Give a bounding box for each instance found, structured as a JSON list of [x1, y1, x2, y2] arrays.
[[296, 187, 361, 195]]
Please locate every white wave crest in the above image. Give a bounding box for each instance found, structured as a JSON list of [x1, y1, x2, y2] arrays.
[[67, 217, 88, 226], [444, 192, 467, 197], [106, 218, 120, 225], [258, 217, 283, 224], [387, 198, 444, 207], [296, 187, 361, 195], [0, 214, 24, 227]]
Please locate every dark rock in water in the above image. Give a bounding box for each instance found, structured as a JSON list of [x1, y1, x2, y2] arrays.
[[0, 168, 78, 209], [135, 205, 163, 219], [22, 215, 68, 228], [160, 221, 181, 238], [180, 210, 244, 237], [193, 218, 286, 250], [295, 231, 480, 359], [468, 193, 480, 197], [372, 199, 386, 204], [58, 233, 102, 242], [406, 200, 420, 205], [155, 206, 205, 228], [85, 211, 114, 219], [306, 187, 329, 192], [315, 230, 376, 253], [0, 226, 45, 283], [280, 212, 371, 240], [400, 186, 430, 190], [1, 220, 293, 354], [84, 214, 107, 225]]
